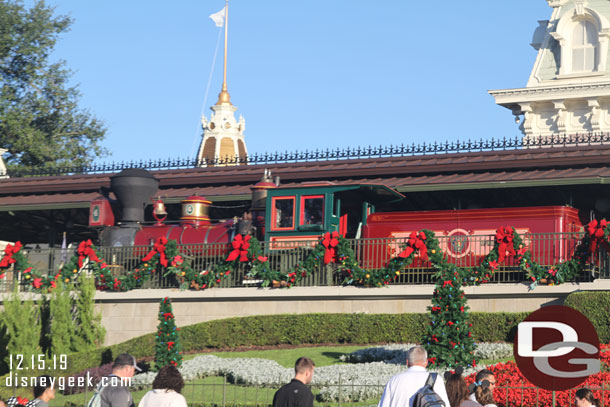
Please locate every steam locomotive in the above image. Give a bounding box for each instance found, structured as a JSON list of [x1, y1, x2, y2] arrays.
[[90, 168, 584, 265]]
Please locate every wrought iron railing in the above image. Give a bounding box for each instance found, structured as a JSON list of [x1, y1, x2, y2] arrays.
[[35, 378, 609, 407], [3, 132, 610, 178], [4, 233, 607, 292]]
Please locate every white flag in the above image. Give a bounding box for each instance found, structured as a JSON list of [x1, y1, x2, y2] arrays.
[[209, 6, 225, 28]]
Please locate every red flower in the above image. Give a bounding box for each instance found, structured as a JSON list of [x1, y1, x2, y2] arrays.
[[488, 261, 498, 270], [23, 267, 32, 273], [257, 256, 268, 262], [33, 278, 42, 289]]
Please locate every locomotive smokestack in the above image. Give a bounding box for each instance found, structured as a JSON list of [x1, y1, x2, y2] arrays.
[[110, 168, 159, 224]]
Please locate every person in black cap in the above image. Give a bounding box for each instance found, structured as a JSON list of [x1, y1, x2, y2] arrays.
[[272, 357, 315, 407], [93, 353, 140, 407]]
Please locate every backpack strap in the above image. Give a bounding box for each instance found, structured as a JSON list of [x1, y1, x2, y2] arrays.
[[425, 373, 437, 388]]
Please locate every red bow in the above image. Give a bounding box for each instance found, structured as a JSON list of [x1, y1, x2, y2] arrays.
[[142, 237, 168, 267], [495, 226, 516, 263], [321, 231, 340, 264], [0, 241, 22, 268], [77, 239, 100, 268], [167, 341, 175, 350], [16, 397, 29, 405], [226, 234, 251, 262], [587, 219, 608, 260], [398, 231, 428, 261], [163, 312, 173, 320]]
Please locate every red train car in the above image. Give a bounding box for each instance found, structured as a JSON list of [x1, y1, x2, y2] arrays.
[[361, 206, 584, 269]]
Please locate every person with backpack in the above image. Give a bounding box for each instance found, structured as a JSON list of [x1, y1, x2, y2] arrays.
[[89, 353, 141, 407], [378, 346, 449, 407]]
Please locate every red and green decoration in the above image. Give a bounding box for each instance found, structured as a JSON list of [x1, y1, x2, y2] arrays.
[[0, 241, 43, 288], [154, 297, 182, 370]]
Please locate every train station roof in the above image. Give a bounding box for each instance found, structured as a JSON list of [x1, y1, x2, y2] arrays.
[[1, 140, 610, 211]]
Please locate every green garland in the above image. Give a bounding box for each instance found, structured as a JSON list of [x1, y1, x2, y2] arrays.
[[6, 218, 608, 297]]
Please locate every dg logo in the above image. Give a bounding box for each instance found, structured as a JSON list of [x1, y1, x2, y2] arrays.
[[514, 305, 600, 391]]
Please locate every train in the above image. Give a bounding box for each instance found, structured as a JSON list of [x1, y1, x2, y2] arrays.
[[89, 168, 585, 266]]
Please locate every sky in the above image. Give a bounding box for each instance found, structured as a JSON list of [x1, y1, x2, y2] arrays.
[[43, 0, 553, 164]]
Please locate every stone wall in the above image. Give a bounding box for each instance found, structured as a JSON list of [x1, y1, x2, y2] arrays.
[[93, 281, 610, 346]]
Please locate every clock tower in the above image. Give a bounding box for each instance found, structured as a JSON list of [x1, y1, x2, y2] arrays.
[[196, 2, 248, 166], [197, 90, 247, 166]]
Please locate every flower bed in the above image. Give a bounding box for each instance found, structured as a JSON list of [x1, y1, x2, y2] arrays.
[[125, 343, 608, 405], [466, 360, 610, 407], [340, 343, 513, 364]]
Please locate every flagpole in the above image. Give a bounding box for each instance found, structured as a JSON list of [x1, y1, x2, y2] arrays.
[[217, 0, 231, 105]]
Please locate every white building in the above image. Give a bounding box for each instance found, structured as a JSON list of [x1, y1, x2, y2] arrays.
[[490, 0, 610, 140]]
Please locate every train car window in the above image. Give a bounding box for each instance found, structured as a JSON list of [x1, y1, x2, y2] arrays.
[[301, 196, 324, 226], [271, 197, 295, 230]]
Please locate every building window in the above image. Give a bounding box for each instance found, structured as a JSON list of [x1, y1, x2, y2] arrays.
[[300, 195, 324, 226], [271, 197, 295, 230], [571, 20, 598, 72]]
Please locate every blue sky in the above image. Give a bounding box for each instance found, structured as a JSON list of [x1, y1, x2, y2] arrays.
[[45, 1, 552, 163]]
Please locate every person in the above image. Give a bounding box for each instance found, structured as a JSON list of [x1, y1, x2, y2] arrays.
[[378, 346, 450, 407], [473, 384, 496, 407], [272, 357, 315, 407], [575, 388, 600, 407], [445, 373, 480, 407], [469, 370, 495, 402], [138, 365, 187, 407], [98, 353, 141, 407], [29, 375, 56, 407]]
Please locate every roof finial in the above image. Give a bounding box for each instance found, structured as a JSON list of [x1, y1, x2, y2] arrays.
[[216, 0, 232, 106]]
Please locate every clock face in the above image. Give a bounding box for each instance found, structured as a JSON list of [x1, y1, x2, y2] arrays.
[[224, 122, 231, 129], [210, 122, 216, 130]]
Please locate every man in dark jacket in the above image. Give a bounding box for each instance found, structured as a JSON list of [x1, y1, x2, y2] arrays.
[[99, 354, 140, 407], [273, 357, 315, 407]]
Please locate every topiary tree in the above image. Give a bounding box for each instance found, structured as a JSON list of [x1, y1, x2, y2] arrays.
[[50, 282, 75, 355], [154, 297, 182, 370], [0, 287, 41, 373], [73, 274, 105, 351]]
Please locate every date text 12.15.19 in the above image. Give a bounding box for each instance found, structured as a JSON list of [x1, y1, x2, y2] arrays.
[[9, 354, 67, 371]]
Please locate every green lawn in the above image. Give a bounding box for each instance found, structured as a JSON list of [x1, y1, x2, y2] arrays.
[[203, 345, 370, 367]]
